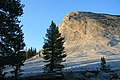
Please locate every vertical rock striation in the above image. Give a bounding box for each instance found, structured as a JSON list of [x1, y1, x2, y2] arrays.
[[59, 11, 120, 59]]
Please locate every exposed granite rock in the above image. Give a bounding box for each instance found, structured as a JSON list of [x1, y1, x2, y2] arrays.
[[59, 11, 120, 59]]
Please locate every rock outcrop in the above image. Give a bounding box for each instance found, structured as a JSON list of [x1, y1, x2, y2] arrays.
[[59, 11, 120, 59]]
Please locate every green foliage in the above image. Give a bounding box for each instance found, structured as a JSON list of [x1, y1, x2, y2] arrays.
[[26, 47, 37, 59], [10, 52, 25, 80], [100, 57, 110, 71], [0, 0, 25, 79], [43, 21, 66, 72]]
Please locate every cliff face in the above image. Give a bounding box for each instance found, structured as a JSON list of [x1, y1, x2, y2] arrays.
[[59, 11, 120, 59]]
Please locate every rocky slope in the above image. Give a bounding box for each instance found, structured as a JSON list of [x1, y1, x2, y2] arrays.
[[5, 12, 120, 79], [59, 11, 120, 59]]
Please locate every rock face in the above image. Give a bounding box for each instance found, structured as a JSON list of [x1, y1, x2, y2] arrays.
[[59, 11, 120, 59]]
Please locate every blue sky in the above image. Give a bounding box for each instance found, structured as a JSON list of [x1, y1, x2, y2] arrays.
[[20, 0, 120, 51]]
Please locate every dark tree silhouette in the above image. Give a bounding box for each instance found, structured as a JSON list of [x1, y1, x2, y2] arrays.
[[0, 0, 25, 79], [26, 47, 37, 59], [100, 57, 110, 71], [42, 21, 66, 73]]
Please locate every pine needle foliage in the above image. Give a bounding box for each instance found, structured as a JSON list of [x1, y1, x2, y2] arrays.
[[43, 21, 66, 72]]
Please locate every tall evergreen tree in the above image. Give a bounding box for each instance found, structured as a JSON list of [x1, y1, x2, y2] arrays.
[[0, 0, 25, 79], [42, 21, 66, 72]]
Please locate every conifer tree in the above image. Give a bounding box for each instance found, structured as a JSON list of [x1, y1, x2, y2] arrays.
[[26, 47, 37, 59], [100, 57, 110, 71], [42, 21, 66, 72], [0, 0, 25, 79]]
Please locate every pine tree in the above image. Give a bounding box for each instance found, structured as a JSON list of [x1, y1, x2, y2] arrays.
[[0, 0, 25, 79], [9, 26, 26, 80], [42, 21, 66, 73], [100, 57, 110, 71], [26, 47, 37, 59], [0, 1, 9, 78]]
